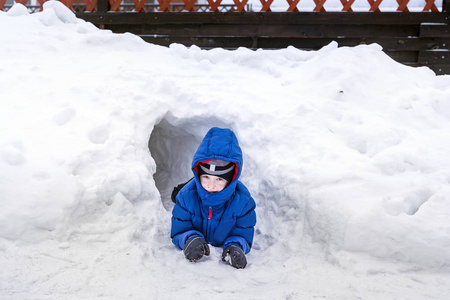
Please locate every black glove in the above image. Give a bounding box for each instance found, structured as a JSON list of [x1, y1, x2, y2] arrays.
[[184, 237, 210, 262], [222, 244, 247, 269]]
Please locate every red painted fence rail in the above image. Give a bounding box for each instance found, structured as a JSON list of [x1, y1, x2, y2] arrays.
[[0, 0, 443, 12]]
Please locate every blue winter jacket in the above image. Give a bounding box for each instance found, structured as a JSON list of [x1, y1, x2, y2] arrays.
[[171, 127, 256, 254]]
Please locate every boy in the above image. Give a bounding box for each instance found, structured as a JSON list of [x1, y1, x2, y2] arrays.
[[171, 127, 256, 269]]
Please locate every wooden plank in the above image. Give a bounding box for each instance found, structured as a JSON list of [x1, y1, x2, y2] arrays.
[[106, 23, 421, 38], [97, 0, 108, 12], [424, 64, 450, 75], [446, 0, 450, 16], [383, 50, 418, 62], [418, 49, 450, 64], [140, 35, 256, 48], [420, 23, 450, 37], [76, 12, 448, 26]]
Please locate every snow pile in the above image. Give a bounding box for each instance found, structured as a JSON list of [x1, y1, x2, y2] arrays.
[[1, 2, 450, 299]]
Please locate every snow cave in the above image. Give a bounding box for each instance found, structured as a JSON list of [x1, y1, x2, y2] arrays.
[[148, 113, 232, 210]]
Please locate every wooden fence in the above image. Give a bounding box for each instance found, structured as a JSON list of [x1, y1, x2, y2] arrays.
[[1, 0, 447, 12], [2, 0, 450, 74]]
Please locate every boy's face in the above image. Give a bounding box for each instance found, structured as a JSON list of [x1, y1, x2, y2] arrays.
[[200, 174, 228, 193]]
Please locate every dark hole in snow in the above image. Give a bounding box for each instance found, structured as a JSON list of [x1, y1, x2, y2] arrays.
[[148, 113, 231, 211]]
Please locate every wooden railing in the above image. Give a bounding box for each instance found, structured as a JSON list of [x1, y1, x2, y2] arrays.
[[0, 0, 446, 12]]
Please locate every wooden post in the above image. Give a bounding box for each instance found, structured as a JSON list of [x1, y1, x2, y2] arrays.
[[158, 0, 171, 11], [85, 0, 98, 12], [313, 0, 326, 11], [97, 0, 107, 29], [286, 0, 300, 12], [183, 0, 196, 11], [260, 0, 273, 12], [0, 0, 6, 11], [341, 0, 355, 11], [396, 0, 409, 12], [207, 0, 221, 11], [368, 0, 382, 11], [233, 0, 248, 11], [442, 0, 449, 24], [97, 0, 108, 12]]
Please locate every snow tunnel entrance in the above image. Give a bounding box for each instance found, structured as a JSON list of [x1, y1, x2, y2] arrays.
[[148, 114, 231, 211]]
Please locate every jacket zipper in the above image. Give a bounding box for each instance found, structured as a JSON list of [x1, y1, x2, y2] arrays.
[[207, 206, 212, 242]]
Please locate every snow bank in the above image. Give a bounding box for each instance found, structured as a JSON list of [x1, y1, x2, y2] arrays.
[[1, 2, 450, 299]]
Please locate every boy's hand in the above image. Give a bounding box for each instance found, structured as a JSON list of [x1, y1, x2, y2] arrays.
[[222, 244, 247, 269], [184, 237, 210, 262]]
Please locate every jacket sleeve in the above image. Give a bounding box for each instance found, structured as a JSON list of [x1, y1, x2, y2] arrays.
[[170, 192, 204, 250], [223, 195, 256, 254]]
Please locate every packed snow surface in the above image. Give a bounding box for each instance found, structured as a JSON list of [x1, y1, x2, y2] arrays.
[[1, 2, 450, 299]]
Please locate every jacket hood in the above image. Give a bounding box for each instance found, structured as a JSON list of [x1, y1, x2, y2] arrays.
[[192, 127, 243, 206]]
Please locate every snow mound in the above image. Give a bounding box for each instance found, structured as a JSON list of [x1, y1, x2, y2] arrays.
[[41, 0, 78, 24], [6, 3, 29, 16], [1, 4, 450, 299]]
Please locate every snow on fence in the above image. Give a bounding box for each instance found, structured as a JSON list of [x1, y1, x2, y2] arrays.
[[0, 0, 445, 12]]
